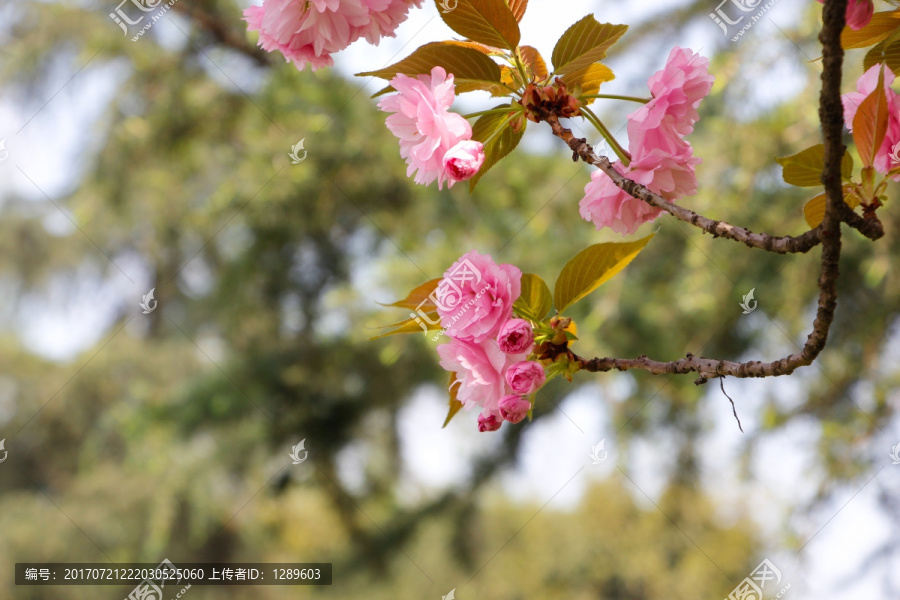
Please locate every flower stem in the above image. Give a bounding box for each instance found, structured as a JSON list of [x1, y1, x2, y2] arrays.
[[463, 107, 516, 119], [580, 106, 630, 166], [479, 110, 521, 147], [580, 93, 650, 104], [513, 52, 530, 88]]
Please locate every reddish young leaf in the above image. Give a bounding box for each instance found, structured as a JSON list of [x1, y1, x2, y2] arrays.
[[507, 0, 527, 22], [518, 45, 548, 81], [852, 67, 890, 168]]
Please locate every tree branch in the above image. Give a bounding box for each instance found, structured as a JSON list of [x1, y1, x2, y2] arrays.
[[172, 3, 270, 67], [546, 115, 829, 253], [560, 0, 858, 383]]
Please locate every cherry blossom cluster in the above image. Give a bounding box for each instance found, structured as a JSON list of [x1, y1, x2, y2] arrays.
[[844, 65, 900, 180], [244, 0, 422, 71], [378, 67, 486, 189], [434, 252, 547, 432], [579, 47, 715, 235]]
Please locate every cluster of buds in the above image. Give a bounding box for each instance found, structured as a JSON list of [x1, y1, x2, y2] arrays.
[[520, 78, 581, 123], [533, 316, 582, 382]]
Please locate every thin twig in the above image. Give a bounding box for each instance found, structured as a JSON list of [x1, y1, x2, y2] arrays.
[[172, 3, 270, 67], [545, 115, 828, 253], [720, 376, 743, 433], [568, 0, 867, 383]]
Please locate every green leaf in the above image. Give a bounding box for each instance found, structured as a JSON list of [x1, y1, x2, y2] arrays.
[[356, 42, 505, 95], [852, 68, 890, 168], [436, 0, 520, 50], [554, 235, 654, 313], [442, 372, 464, 428], [469, 106, 524, 190], [551, 15, 627, 76], [841, 10, 900, 49], [378, 278, 442, 310], [842, 149, 854, 180], [802, 185, 859, 228], [561, 63, 615, 99], [863, 38, 900, 73], [507, 0, 527, 22], [513, 273, 552, 321], [775, 144, 853, 187]]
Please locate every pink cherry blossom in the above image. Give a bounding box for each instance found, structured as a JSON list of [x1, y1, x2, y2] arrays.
[[477, 412, 502, 432], [816, 0, 874, 31], [497, 318, 534, 355], [437, 338, 526, 422], [579, 148, 700, 235], [443, 140, 486, 182], [498, 395, 531, 424], [630, 46, 715, 140], [362, 0, 423, 43], [378, 67, 473, 189], [579, 47, 712, 234], [244, 0, 421, 72], [579, 166, 661, 235], [505, 361, 547, 395], [435, 250, 522, 344], [244, 0, 368, 71], [843, 65, 900, 179]]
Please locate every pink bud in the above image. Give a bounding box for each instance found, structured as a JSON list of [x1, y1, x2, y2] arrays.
[[847, 0, 874, 30], [477, 412, 502, 432], [497, 318, 534, 355], [498, 394, 531, 424], [443, 140, 485, 182], [505, 361, 546, 395]]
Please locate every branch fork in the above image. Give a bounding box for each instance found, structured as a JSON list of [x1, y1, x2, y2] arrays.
[[539, 0, 884, 385]]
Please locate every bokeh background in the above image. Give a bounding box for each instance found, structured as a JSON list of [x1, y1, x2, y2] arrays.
[[1, 0, 899, 598]]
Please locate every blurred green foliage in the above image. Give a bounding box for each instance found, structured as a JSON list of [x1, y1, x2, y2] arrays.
[[0, 1, 897, 599]]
